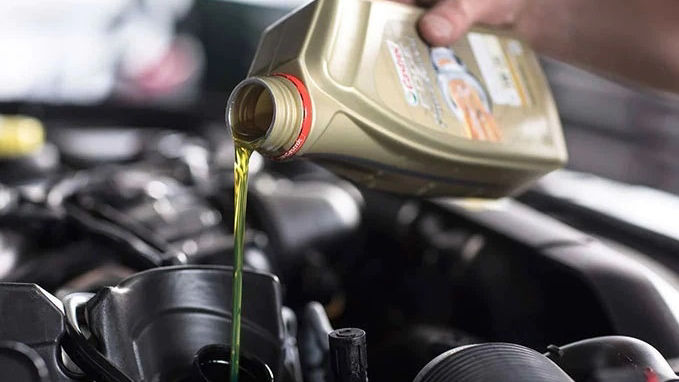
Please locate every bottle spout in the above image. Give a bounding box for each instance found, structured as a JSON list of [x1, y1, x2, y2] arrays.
[[226, 75, 307, 158]]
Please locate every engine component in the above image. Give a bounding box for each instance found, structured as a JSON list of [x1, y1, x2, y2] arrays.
[[0, 340, 51, 382], [546, 336, 679, 382], [193, 344, 274, 382], [328, 328, 368, 382], [61, 265, 300, 382], [371, 325, 480, 382], [0, 115, 59, 186], [432, 199, 679, 357], [412, 337, 679, 382], [413, 343, 574, 382], [249, 177, 362, 257], [64, 168, 233, 267], [300, 302, 333, 382], [0, 283, 78, 381], [2, 109, 679, 382]]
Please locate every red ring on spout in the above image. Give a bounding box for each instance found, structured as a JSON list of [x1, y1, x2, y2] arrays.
[[272, 73, 312, 160]]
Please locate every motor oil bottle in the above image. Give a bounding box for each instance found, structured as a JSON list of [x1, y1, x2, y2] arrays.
[[226, 0, 567, 198]]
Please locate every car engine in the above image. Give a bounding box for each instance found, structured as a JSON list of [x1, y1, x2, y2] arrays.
[[0, 111, 678, 382]]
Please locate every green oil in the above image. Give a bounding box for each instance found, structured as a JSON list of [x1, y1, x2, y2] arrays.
[[231, 144, 252, 382]]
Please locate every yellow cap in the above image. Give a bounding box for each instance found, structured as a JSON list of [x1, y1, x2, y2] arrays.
[[0, 115, 45, 158]]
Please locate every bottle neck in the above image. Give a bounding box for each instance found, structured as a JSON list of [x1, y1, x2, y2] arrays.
[[226, 75, 305, 157]]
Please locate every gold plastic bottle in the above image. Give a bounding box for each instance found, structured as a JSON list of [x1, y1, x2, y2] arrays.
[[226, 0, 567, 198]]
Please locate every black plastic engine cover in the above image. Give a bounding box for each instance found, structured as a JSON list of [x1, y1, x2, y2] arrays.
[[80, 266, 288, 381], [0, 283, 74, 381]]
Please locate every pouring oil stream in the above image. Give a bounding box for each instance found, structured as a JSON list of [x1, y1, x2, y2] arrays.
[[231, 144, 252, 382]]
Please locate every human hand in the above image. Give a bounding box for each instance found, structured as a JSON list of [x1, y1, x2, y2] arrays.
[[390, 0, 535, 46], [390, 0, 679, 93]]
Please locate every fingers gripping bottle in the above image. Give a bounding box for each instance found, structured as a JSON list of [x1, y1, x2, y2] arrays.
[[226, 0, 567, 198]]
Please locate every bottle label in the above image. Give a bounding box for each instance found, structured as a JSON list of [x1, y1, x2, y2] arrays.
[[386, 40, 420, 106], [468, 33, 523, 107], [377, 21, 540, 144], [381, 36, 450, 131], [429, 45, 500, 141]]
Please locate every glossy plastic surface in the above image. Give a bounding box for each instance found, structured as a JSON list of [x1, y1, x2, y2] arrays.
[[82, 266, 287, 381]]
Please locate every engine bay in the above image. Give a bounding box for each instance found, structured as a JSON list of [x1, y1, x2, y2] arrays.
[[0, 111, 678, 381]]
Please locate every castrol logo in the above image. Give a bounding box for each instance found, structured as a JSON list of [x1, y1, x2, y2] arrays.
[[387, 40, 419, 106]]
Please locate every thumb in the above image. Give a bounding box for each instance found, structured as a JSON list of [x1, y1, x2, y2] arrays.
[[419, 0, 518, 46]]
